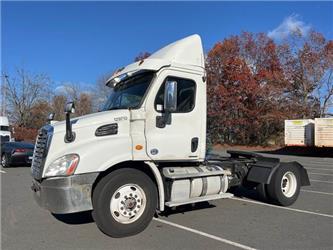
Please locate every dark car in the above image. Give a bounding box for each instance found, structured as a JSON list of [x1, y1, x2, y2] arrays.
[[1, 142, 34, 167]]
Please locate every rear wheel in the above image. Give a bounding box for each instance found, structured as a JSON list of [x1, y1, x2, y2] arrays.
[[92, 168, 157, 237], [267, 165, 301, 206], [1, 154, 9, 168]]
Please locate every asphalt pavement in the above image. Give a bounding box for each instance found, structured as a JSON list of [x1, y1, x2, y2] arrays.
[[1, 152, 333, 250]]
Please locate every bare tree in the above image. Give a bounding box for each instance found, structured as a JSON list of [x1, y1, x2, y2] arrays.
[[51, 82, 94, 119], [3, 68, 51, 127], [93, 71, 114, 111], [51, 95, 67, 121], [76, 93, 92, 116], [59, 82, 82, 103], [92, 52, 151, 111]]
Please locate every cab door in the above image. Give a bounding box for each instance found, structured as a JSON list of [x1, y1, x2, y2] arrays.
[[144, 69, 205, 160]]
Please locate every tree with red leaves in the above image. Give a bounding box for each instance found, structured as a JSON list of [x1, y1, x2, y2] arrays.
[[206, 33, 288, 145], [278, 31, 332, 118]]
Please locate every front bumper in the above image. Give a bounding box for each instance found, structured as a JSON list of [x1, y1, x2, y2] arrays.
[[31, 173, 99, 214]]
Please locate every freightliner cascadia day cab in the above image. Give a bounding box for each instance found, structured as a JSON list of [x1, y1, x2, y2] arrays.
[[31, 35, 310, 237]]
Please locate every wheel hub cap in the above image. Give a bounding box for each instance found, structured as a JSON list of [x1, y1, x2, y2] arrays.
[[281, 171, 297, 198], [110, 184, 146, 224], [124, 197, 136, 210]]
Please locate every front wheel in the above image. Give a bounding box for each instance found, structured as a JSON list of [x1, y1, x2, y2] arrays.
[[267, 165, 301, 206], [92, 168, 158, 237]]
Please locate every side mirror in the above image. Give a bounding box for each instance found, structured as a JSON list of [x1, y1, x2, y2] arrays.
[[65, 102, 75, 114], [164, 80, 177, 113], [47, 113, 55, 123], [64, 102, 75, 143]]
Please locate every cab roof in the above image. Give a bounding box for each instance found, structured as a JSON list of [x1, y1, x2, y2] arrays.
[[107, 34, 204, 85]]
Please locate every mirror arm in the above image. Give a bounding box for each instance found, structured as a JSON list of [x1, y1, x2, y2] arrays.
[[156, 111, 172, 129], [65, 112, 75, 143], [64, 102, 76, 143], [47, 112, 55, 124], [164, 111, 172, 125]]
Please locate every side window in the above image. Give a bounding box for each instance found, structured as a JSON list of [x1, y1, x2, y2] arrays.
[[155, 77, 196, 113]]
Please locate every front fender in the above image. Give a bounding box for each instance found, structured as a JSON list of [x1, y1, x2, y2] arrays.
[[44, 130, 132, 176], [73, 135, 132, 174]]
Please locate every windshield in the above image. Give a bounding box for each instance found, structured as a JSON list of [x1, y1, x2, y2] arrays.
[[102, 72, 155, 111]]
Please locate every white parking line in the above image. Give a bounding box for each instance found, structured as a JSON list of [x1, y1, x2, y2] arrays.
[[306, 167, 333, 171], [302, 161, 333, 165], [310, 179, 333, 184], [301, 160, 332, 163], [301, 189, 333, 196], [230, 197, 333, 218], [153, 218, 257, 250], [285, 162, 333, 167], [308, 172, 333, 176], [0, 170, 6, 173], [304, 164, 333, 168]]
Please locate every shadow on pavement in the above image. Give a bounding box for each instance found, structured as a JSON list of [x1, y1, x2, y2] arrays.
[[52, 210, 94, 225], [3, 164, 31, 168], [159, 201, 216, 217], [258, 146, 333, 158], [158, 187, 268, 218], [51, 190, 265, 224], [229, 186, 266, 202]]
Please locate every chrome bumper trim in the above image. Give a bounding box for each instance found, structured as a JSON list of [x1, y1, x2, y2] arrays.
[[32, 173, 99, 214]]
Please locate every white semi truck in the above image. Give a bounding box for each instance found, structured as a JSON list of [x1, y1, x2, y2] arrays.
[[31, 35, 310, 238]]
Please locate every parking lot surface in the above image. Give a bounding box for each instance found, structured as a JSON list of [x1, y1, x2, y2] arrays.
[[1, 152, 333, 250]]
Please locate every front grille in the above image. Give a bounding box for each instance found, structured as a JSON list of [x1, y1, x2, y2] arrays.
[[31, 126, 52, 180]]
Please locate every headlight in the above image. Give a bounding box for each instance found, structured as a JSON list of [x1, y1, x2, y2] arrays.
[[44, 154, 79, 177]]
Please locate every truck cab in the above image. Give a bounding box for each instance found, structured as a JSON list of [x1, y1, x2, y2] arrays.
[[31, 35, 310, 238]]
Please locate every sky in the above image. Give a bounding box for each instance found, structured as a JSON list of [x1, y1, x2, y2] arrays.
[[2, 1, 333, 88]]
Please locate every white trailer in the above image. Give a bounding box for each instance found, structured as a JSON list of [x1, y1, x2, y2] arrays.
[[31, 35, 310, 237], [315, 118, 333, 147], [0, 116, 11, 143], [285, 119, 314, 146]]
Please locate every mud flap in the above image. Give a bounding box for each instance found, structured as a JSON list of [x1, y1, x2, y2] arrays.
[[246, 158, 310, 186], [246, 157, 280, 184]]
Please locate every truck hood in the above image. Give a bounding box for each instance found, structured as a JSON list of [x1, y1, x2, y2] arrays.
[[51, 109, 130, 134], [41, 109, 132, 176]]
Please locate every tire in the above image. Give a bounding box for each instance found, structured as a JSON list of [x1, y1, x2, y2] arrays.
[[267, 165, 301, 206], [92, 168, 158, 238], [1, 154, 10, 168]]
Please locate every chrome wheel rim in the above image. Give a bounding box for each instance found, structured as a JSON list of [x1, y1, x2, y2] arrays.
[[110, 184, 146, 224], [281, 171, 297, 198]]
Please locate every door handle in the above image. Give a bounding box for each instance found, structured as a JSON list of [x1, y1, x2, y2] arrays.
[[191, 137, 199, 152]]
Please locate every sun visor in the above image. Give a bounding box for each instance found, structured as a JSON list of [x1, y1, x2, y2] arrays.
[[106, 58, 170, 87]]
